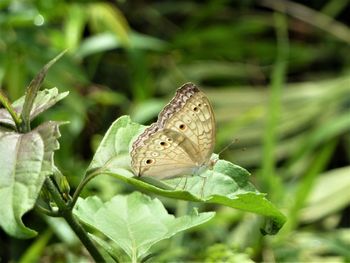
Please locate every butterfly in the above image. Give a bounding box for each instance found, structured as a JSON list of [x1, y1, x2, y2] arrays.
[[131, 83, 216, 180]]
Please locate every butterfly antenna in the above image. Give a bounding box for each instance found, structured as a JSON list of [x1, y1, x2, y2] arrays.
[[217, 138, 239, 156]]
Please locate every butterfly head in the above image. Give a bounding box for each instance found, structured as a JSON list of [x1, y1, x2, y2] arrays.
[[192, 154, 218, 176]]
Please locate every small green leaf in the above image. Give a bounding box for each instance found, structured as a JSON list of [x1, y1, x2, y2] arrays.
[[20, 51, 66, 132], [88, 116, 286, 235], [0, 121, 62, 238], [0, 88, 68, 128], [73, 192, 215, 261]]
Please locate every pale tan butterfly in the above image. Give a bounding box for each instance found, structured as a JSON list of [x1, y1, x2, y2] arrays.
[[131, 83, 216, 180]]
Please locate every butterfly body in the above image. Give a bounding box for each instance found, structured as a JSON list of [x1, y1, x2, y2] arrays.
[[131, 83, 215, 179]]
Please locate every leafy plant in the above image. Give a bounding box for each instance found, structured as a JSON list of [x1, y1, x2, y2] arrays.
[[1, 1, 349, 262], [0, 53, 285, 262]]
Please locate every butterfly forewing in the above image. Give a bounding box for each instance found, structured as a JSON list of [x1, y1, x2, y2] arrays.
[[163, 90, 215, 164], [131, 83, 215, 179]]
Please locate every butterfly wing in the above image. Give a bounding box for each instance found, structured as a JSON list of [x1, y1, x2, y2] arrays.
[[159, 83, 216, 165], [131, 83, 215, 179]]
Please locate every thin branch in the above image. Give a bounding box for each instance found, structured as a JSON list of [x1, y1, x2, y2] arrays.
[[69, 169, 100, 209], [44, 177, 105, 262]]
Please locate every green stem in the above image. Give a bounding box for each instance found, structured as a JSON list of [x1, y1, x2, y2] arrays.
[[44, 177, 104, 262], [0, 90, 22, 130], [69, 170, 100, 208], [171, 200, 188, 247]]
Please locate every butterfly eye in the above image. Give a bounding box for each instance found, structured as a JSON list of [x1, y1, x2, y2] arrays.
[[193, 106, 198, 112], [179, 124, 186, 130], [145, 159, 154, 165], [197, 103, 202, 107], [159, 141, 169, 147], [167, 138, 172, 142]]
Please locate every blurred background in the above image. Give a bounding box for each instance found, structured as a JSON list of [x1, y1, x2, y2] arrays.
[[1, 0, 350, 262]]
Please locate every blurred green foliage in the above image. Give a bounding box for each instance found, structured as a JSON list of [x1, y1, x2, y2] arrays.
[[0, 0, 349, 262]]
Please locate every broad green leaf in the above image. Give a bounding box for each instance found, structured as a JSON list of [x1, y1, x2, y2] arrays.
[[0, 121, 62, 238], [87, 115, 143, 177], [73, 192, 215, 261], [87, 116, 286, 235], [0, 88, 69, 128]]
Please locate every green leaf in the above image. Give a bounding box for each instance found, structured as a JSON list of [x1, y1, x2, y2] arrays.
[[20, 50, 66, 132], [87, 116, 286, 235], [0, 88, 69, 128], [0, 121, 62, 238], [73, 192, 215, 261], [87, 115, 143, 177]]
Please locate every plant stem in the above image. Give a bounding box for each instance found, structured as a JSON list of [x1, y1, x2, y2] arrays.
[[172, 200, 188, 247], [44, 177, 105, 262], [0, 90, 22, 130], [69, 170, 100, 208]]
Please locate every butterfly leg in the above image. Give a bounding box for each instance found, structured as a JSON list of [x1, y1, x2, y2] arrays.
[[200, 176, 207, 198], [173, 177, 183, 190], [173, 176, 188, 191], [182, 176, 188, 190]]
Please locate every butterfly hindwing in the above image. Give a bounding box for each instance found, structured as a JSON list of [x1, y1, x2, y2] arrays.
[[131, 124, 197, 178]]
